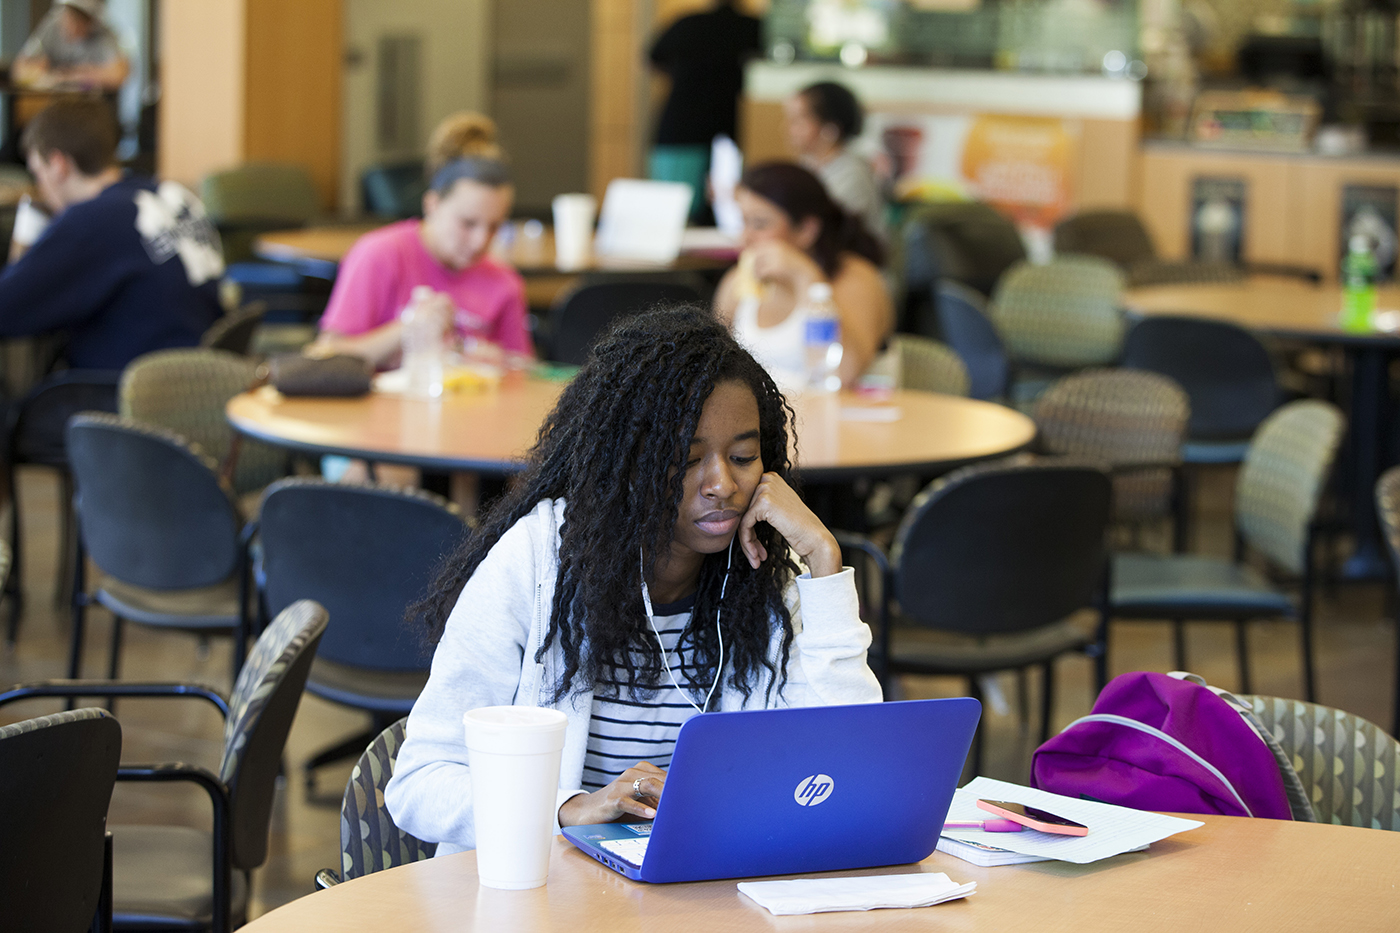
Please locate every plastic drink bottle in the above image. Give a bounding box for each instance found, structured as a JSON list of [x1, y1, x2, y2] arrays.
[[1342, 234, 1377, 333], [401, 286, 446, 397], [803, 282, 844, 391]]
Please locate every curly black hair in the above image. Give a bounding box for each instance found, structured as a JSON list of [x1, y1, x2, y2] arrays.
[[412, 306, 800, 708]]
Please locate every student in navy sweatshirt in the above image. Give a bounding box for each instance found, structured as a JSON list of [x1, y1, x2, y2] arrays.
[[0, 97, 224, 368]]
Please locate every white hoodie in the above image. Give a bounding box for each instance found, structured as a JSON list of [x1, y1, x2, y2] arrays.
[[385, 498, 883, 855]]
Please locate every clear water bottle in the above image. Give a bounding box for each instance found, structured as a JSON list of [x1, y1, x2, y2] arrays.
[[1342, 234, 1378, 333], [803, 282, 844, 391], [401, 286, 446, 397]]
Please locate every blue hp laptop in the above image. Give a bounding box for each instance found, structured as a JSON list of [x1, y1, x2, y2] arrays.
[[561, 697, 981, 883]]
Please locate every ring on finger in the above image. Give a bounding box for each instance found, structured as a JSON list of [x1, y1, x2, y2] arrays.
[[632, 777, 646, 799]]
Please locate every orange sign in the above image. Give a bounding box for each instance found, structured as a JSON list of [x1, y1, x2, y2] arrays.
[[960, 115, 1075, 228]]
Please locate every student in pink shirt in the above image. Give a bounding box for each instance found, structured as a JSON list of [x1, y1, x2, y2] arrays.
[[314, 145, 532, 367]]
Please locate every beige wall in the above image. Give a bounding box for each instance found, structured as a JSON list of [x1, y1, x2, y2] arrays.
[[157, 0, 246, 193]]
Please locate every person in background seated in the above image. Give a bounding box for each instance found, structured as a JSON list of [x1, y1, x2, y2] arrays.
[[0, 98, 223, 369], [385, 308, 880, 854], [12, 0, 130, 92], [714, 162, 892, 388], [311, 112, 531, 369], [784, 81, 887, 245]]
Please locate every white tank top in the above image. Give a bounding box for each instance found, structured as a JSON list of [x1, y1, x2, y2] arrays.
[[732, 294, 808, 387]]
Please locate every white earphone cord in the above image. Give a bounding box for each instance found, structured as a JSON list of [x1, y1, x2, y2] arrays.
[[639, 540, 730, 715]]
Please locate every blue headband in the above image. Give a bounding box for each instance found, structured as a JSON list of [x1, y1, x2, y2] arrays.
[[430, 157, 511, 194]]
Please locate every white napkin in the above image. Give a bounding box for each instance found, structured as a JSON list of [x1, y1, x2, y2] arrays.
[[737, 872, 976, 916]]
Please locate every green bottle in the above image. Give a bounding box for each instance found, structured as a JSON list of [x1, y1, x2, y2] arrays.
[[1342, 234, 1377, 332]]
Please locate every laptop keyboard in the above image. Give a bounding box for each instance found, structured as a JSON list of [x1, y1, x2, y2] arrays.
[[597, 836, 649, 867]]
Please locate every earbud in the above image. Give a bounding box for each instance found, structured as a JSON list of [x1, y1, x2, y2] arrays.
[[640, 540, 731, 714]]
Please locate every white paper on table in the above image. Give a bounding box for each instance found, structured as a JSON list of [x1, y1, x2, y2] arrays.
[[737, 872, 975, 916], [940, 777, 1203, 864]]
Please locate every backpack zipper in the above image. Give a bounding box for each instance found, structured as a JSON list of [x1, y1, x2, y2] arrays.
[[1062, 713, 1255, 818]]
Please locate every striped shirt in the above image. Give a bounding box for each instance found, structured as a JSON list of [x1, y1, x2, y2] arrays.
[[582, 596, 707, 791]]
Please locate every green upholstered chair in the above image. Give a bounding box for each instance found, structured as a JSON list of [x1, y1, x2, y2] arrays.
[[120, 348, 288, 499], [315, 718, 437, 889], [890, 334, 970, 396], [200, 163, 320, 265], [1032, 369, 1189, 528], [1240, 696, 1400, 830], [1373, 466, 1400, 735], [0, 599, 327, 933], [990, 256, 1125, 369], [1111, 400, 1345, 701], [0, 707, 122, 933]]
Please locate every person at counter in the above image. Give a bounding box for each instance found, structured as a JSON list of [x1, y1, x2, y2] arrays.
[[12, 0, 130, 92], [385, 307, 880, 854], [647, 0, 762, 220], [714, 162, 892, 388], [311, 113, 531, 368], [0, 98, 222, 368], [784, 81, 887, 244]]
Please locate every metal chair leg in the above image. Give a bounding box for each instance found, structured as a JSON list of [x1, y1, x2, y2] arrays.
[[107, 617, 124, 680], [5, 461, 23, 648], [1173, 619, 1187, 671]]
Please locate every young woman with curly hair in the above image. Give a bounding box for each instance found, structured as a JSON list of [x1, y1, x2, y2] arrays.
[[385, 307, 881, 855]]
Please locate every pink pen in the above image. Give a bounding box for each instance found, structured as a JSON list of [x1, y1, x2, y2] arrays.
[[942, 819, 1024, 833]]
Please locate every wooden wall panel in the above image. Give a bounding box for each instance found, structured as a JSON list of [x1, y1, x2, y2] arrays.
[[1135, 146, 1400, 280], [243, 0, 343, 209], [157, 0, 245, 192]]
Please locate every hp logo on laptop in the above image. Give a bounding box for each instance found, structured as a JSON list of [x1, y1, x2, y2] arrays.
[[793, 774, 834, 807]]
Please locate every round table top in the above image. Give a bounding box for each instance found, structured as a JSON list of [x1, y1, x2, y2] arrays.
[[226, 377, 1036, 480], [239, 816, 1400, 933], [254, 224, 734, 276], [1124, 276, 1400, 346]]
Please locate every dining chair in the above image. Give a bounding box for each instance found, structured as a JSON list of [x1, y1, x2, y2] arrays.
[[200, 303, 268, 357], [890, 334, 969, 396], [0, 707, 122, 933], [3, 369, 121, 648], [933, 280, 1009, 401], [1032, 369, 1189, 534], [361, 160, 427, 219], [0, 599, 328, 933], [1120, 315, 1280, 464], [1373, 466, 1400, 736], [120, 348, 288, 499], [313, 718, 436, 889], [1238, 695, 1400, 828], [898, 201, 1026, 336], [253, 478, 469, 787], [544, 279, 704, 365], [1110, 400, 1345, 701], [1053, 209, 1321, 285], [201, 162, 329, 323], [989, 255, 1126, 373], [66, 413, 253, 682], [838, 461, 1113, 770]]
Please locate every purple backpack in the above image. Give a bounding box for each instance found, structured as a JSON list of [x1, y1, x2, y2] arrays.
[[1031, 671, 1305, 820]]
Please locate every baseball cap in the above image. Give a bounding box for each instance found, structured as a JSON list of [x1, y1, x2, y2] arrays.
[[58, 0, 104, 18]]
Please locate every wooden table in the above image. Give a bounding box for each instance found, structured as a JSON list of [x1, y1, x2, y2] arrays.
[[1125, 276, 1400, 579], [254, 224, 735, 277], [241, 817, 1400, 932], [226, 377, 1037, 480], [1124, 277, 1400, 347]]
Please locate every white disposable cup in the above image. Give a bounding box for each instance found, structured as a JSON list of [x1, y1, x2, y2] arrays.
[[11, 195, 50, 248], [463, 706, 568, 890], [551, 193, 596, 271]]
